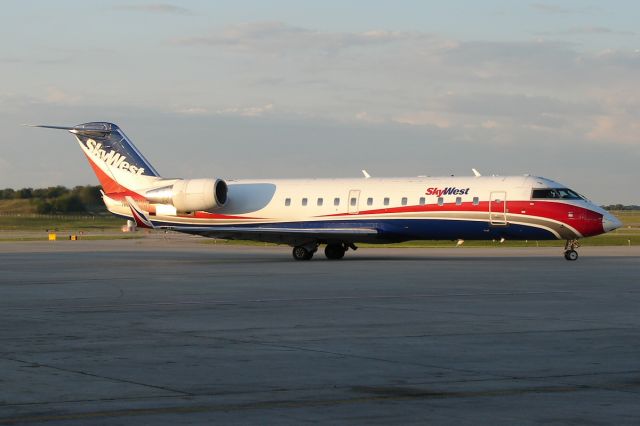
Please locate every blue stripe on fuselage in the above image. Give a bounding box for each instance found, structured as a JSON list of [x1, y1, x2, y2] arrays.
[[147, 218, 559, 242]]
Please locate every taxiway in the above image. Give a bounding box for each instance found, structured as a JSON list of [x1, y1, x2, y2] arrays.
[[1, 238, 639, 424]]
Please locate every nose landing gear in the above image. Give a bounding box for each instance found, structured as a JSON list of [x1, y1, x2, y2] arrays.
[[564, 239, 580, 261]]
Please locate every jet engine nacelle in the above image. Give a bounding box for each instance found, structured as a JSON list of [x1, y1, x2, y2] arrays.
[[145, 178, 228, 213]]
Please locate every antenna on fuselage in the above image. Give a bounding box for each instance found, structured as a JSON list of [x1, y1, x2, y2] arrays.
[[472, 168, 482, 177]]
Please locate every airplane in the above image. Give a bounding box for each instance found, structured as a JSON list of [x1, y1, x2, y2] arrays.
[[32, 122, 622, 261]]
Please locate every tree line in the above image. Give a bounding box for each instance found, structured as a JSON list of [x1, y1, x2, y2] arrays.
[[602, 204, 640, 211], [0, 186, 106, 214], [1, 185, 638, 214]]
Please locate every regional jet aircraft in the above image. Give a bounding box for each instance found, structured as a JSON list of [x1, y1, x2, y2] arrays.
[[33, 122, 621, 261]]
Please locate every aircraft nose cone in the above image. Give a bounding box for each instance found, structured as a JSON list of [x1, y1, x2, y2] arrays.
[[602, 213, 622, 232]]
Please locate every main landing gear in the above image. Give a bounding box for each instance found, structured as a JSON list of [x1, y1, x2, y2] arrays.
[[292, 244, 317, 261], [564, 239, 580, 261], [292, 243, 357, 260], [325, 243, 346, 260]]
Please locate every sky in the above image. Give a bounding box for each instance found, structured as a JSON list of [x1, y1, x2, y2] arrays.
[[1, 0, 639, 204]]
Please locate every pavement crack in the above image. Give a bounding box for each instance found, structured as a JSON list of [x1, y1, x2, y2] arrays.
[[145, 329, 508, 380], [0, 356, 192, 397]]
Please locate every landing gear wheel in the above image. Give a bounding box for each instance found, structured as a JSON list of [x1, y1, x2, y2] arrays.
[[292, 246, 314, 261], [563, 239, 580, 261], [564, 250, 578, 261], [325, 243, 346, 260]]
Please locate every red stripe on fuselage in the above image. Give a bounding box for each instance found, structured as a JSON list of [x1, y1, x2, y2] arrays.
[[509, 201, 603, 237], [320, 200, 604, 237]]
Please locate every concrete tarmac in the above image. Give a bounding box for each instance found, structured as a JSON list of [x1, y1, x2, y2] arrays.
[[1, 238, 639, 425]]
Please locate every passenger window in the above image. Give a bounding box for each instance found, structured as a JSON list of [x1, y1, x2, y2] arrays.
[[350, 197, 357, 207], [419, 197, 425, 205], [284, 198, 291, 207], [455, 197, 462, 206], [334, 197, 340, 206], [384, 197, 390, 206], [367, 197, 373, 206], [437, 197, 444, 206], [317, 198, 323, 206], [473, 197, 479, 206], [302, 198, 308, 206], [401, 197, 408, 206]]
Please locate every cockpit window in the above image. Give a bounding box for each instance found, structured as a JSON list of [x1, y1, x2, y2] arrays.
[[531, 188, 583, 200]]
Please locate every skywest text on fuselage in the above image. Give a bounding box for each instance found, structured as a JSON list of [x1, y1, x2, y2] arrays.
[[425, 187, 471, 197]]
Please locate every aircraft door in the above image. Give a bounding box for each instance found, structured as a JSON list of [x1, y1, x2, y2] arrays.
[[489, 191, 507, 225], [348, 190, 361, 214]]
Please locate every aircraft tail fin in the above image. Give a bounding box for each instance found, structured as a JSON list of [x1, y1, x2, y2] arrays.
[[30, 122, 162, 195]]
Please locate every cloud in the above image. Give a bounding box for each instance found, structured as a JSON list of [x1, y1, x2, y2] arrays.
[[0, 55, 74, 65], [584, 94, 640, 144], [216, 103, 274, 117], [0, 57, 24, 64], [6, 21, 639, 152], [442, 40, 574, 68], [165, 23, 640, 146], [0, 88, 81, 111], [538, 26, 635, 36], [176, 104, 275, 117], [354, 111, 383, 123], [170, 22, 639, 87], [43, 87, 81, 105], [530, 3, 586, 14], [441, 93, 600, 118], [590, 48, 640, 67], [587, 114, 640, 144], [392, 111, 451, 128], [171, 21, 432, 54], [0, 93, 33, 113], [481, 120, 501, 129], [114, 3, 191, 15], [175, 107, 209, 115]]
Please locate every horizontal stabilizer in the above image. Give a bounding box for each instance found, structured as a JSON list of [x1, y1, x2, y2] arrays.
[[27, 123, 115, 136], [24, 124, 76, 131]]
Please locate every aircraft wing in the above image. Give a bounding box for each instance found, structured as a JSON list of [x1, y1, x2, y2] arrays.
[[122, 197, 379, 242], [166, 225, 379, 243]]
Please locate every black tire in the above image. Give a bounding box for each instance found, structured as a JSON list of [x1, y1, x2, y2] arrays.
[[292, 246, 313, 261], [324, 243, 346, 260], [564, 250, 578, 261]]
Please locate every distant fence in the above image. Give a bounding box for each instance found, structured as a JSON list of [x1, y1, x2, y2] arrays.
[[0, 213, 110, 219]]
